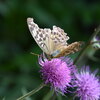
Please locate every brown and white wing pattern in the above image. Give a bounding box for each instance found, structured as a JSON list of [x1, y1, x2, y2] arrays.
[[53, 41, 82, 58], [27, 18, 56, 55], [51, 26, 69, 45]]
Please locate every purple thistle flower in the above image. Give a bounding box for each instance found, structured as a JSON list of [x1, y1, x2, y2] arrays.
[[74, 66, 100, 100], [39, 55, 75, 93]]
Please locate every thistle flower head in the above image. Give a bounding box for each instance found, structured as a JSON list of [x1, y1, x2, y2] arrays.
[[39, 55, 75, 93], [74, 66, 100, 100]]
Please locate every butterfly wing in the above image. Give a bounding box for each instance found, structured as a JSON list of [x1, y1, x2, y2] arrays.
[[51, 26, 69, 45], [52, 41, 82, 58], [27, 18, 58, 55]]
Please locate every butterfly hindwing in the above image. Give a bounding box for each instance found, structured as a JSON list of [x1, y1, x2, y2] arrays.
[[53, 42, 82, 58]]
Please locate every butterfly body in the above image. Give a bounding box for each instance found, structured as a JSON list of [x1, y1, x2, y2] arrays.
[[27, 18, 82, 58]]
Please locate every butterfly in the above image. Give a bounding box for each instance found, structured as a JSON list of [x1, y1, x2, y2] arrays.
[[27, 18, 82, 58]]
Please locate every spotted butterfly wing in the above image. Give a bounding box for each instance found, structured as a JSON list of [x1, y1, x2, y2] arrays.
[[27, 18, 82, 58]]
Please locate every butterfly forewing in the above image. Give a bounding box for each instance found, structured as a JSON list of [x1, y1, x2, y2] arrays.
[[27, 18, 52, 54]]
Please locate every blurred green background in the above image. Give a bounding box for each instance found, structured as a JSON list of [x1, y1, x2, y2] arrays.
[[0, 0, 100, 100]]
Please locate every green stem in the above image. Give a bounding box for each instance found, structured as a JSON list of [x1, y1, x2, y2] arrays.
[[17, 83, 45, 100], [50, 91, 56, 100], [74, 25, 100, 65]]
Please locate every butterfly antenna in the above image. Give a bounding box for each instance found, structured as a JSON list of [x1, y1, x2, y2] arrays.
[[30, 52, 40, 56]]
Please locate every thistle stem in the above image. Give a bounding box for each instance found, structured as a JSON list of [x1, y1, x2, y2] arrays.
[[74, 25, 100, 65], [50, 91, 56, 100], [17, 83, 45, 100]]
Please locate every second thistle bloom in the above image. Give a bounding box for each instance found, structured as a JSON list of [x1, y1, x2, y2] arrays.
[[74, 66, 100, 100], [39, 55, 75, 93]]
